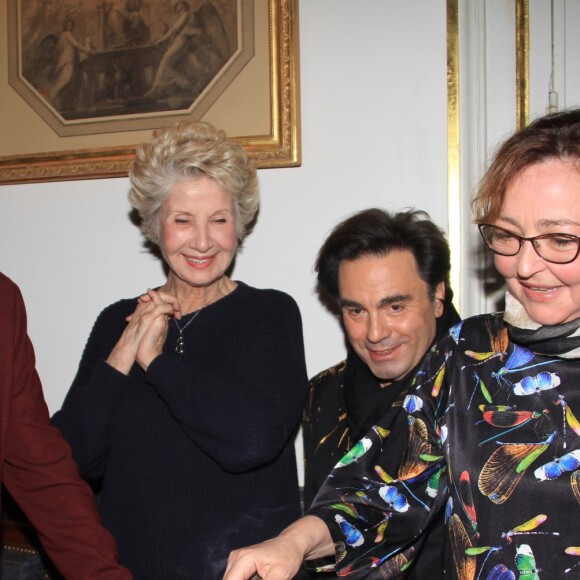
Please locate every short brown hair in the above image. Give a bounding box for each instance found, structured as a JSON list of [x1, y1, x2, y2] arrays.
[[472, 108, 580, 224]]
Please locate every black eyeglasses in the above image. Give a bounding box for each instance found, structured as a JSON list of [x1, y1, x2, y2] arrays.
[[478, 224, 580, 264]]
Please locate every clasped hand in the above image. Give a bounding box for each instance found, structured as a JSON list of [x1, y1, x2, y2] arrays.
[[107, 288, 181, 374]]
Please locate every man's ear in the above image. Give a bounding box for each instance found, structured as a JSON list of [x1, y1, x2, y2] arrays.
[[434, 281, 446, 318]]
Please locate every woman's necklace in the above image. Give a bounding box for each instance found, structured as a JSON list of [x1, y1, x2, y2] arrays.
[[173, 310, 202, 354]]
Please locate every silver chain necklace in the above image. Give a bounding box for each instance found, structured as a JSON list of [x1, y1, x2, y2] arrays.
[[173, 310, 201, 354]]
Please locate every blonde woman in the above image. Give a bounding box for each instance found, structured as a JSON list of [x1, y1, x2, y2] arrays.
[[53, 122, 308, 579]]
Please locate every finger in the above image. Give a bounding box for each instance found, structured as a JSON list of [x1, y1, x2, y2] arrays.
[[135, 293, 174, 316], [146, 288, 164, 304], [148, 288, 182, 319], [138, 288, 163, 304], [126, 301, 170, 334], [142, 301, 175, 323], [223, 561, 260, 580], [135, 312, 171, 371], [136, 289, 181, 320], [141, 288, 172, 308]]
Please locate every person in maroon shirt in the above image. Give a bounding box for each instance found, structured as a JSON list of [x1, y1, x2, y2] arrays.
[[0, 271, 131, 579]]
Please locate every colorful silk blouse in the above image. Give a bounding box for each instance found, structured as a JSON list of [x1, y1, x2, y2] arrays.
[[310, 313, 580, 578]]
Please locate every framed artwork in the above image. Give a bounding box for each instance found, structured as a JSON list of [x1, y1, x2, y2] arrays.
[[516, 0, 580, 129], [0, 0, 300, 184]]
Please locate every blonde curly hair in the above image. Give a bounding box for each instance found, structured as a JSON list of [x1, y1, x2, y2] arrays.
[[129, 121, 260, 244]]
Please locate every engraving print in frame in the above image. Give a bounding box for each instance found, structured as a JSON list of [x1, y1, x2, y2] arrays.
[[8, 0, 253, 136], [0, 0, 301, 183]]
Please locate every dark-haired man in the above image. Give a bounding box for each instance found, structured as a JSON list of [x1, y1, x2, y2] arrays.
[[302, 208, 460, 578]]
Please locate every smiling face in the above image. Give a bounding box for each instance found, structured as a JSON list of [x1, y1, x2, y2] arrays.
[[493, 159, 580, 326], [159, 176, 238, 296], [339, 251, 444, 385]]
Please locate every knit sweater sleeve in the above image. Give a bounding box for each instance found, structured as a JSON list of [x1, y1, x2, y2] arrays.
[[52, 301, 134, 480], [145, 289, 309, 473]]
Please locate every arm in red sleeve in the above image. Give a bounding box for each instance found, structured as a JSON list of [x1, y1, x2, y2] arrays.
[[0, 273, 132, 579]]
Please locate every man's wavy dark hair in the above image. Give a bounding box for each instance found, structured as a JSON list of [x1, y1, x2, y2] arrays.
[[315, 208, 453, 308]]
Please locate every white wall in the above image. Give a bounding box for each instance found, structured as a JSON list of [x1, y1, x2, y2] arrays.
[[0, 1, 454, 484]]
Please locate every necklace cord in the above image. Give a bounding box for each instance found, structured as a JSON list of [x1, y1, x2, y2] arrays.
[[174, 310, 201, 354]]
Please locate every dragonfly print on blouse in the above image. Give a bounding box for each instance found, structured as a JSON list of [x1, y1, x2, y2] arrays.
[[460, 337, 566, 506], [307, 314, 580, 579], [312, 411, 446, 575], [476, 543, 542, 580], [452, 321, 580, 578]]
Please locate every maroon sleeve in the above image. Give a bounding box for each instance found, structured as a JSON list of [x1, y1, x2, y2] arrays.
[[0, 273, 132, 579]]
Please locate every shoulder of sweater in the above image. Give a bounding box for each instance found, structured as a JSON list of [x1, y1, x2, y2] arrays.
[[97, 296, 139, 319], [233, 281, 300, 310], [89, 297, 139, 336]]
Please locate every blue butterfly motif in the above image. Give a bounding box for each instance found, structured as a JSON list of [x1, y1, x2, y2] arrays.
[[486, 564, 516, 580], [334, 514, 364, 547], [440, 423, 448, 444], [378, 485, 410, 512], [403, 394, 423, 413], [444, 496, 453, 522], [534, 449, 580, 481], [513, 372, 561, 396], [449, 321, 463, 344]]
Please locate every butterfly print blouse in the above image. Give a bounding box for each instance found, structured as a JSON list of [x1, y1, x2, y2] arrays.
[[309, 313, 580, 578]]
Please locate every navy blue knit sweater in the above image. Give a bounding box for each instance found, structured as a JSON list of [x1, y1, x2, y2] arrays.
[[52, 282, 308, 579]]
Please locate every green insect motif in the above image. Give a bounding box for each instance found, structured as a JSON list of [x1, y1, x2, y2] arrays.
[[335, 437, 372, 468], [465, 515, 555, 576], [515, 544, 540, 580], [426, 466, 445, 498]]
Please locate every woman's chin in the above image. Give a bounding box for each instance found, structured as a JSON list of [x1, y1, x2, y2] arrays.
[[523, 302, 580, 326]]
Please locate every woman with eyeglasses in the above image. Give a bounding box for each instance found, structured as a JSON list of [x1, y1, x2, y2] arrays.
[[224, 109, 580, 579]]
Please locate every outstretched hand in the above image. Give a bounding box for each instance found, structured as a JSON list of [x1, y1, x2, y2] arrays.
[[223, 516, 334, 580], [223, 537, 303, 580]]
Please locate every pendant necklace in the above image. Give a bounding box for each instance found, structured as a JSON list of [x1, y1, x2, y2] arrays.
[[174, 309, 202, 354]]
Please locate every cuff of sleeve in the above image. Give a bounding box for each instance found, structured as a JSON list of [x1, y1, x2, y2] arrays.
[[145, 354, 174, 389]]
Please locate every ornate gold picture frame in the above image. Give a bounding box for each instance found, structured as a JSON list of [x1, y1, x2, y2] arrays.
[[0, 0, 300, 184]]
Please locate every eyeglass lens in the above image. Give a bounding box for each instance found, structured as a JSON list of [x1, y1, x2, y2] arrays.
[[480, 225, 580, 264]]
